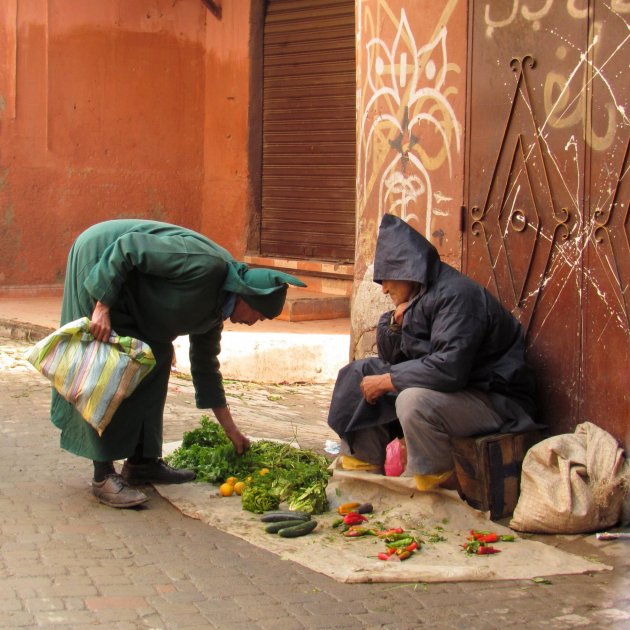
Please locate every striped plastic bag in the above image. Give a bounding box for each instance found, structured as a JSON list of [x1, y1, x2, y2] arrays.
[[26, 317, 156, 436]]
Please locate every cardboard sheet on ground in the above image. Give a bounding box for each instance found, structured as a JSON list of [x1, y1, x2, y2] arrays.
[[155, 455, 610, 584]]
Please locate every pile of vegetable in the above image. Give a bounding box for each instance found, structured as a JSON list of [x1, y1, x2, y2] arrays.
[[461, 529, 515, 556], [165, 415, 331, 514], [331, 510, 421, 561]]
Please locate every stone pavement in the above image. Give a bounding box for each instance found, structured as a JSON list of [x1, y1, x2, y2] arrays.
[[1, 336, 629, 630]]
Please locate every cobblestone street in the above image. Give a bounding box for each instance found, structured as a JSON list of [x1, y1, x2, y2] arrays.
[[1, 336, 628, 629]]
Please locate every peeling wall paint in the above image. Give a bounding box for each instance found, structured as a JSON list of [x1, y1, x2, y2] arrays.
[[353, 0, 467, 358], [0, 0, 224, 288]]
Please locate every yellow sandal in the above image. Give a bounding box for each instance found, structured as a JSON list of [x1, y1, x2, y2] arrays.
[[413, 470, 454, 491], [340, 455, 381, 473]]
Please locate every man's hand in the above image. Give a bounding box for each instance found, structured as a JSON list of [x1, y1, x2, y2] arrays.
[[393, 302, 409, 326], [90, 301, 112, 342], [225, 426, 251, 455], [360, 373, 396, 405], [213, 406, 251, 455]]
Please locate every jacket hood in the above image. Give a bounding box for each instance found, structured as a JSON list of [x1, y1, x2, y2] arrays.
[[373, 214, 439, 286]]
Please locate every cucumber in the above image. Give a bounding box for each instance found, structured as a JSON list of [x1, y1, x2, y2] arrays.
[[260, 510, 311, 523], [265, 520, 303, 534], [278, 519, 318, 538]]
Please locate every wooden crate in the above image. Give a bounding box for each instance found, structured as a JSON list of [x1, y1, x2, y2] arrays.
[[450, 431, 544, 520]]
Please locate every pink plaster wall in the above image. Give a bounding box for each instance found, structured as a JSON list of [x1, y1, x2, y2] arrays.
[[2, 0, 465, 302], [199, 0, 254, 256], [0, 0, 208, 287]]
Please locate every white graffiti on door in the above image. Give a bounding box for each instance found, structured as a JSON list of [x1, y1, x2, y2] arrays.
[[358, 3, 461, 237]]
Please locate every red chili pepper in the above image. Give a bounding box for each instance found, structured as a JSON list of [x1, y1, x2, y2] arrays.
[[376, 548, 399, 560], [395, 549, 413, 560], [476, 545, 501, 555], [343, 526, 374, 537], [404, 541, 419, 552], [343, 512, 368, 526], [469, 530, 499, 543]]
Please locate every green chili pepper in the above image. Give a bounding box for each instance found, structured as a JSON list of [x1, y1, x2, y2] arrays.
[[382, 532, 411, 542], [385, 537, 415, 549]]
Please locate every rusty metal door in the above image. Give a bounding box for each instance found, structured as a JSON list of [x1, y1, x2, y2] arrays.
[[464, 1, 629, 442]]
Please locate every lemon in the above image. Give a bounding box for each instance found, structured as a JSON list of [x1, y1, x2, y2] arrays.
[[233, 481, 246, 495], [219, 483, 234, 497], [259, 468, 270, 476]]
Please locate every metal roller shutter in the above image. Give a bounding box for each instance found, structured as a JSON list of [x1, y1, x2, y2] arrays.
[[261, 0, 356, 261]]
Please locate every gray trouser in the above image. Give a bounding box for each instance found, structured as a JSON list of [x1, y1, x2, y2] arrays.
[[341, 388, 503, 475]]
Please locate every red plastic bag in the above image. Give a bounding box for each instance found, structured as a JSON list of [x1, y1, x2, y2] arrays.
[[384, 438, 407, 477]]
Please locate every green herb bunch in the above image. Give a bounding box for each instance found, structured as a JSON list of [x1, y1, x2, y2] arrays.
[[165, 415, 331, 514]]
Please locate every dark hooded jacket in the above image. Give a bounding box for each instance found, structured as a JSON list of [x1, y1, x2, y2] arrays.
[[328, 214, 539, 442]]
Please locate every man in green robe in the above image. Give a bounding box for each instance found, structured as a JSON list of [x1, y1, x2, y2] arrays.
[[52, 219, 306, 508]]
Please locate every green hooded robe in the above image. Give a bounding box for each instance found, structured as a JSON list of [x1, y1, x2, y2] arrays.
[[51, 219, 305, 461]]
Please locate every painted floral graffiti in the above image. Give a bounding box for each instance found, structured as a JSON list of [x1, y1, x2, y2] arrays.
[[359, 3, 462, 237]]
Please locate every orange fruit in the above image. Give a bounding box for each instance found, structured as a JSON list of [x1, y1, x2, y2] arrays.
[[259, 468, 270, 476], [219, 483, 234, 497], [225, 476, 238, 486], [233, 481, 246, 495]]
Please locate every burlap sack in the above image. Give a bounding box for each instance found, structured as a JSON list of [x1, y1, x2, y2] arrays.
[[510, 422, 629, 533]]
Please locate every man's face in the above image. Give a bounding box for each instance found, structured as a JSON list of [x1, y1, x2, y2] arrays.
[[230, 297, 266, 326], [381, 280, 418, 306]]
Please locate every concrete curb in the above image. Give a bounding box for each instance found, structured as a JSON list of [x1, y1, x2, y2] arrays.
[[0, 319, 54, 343], [1, 317, 348, 384]]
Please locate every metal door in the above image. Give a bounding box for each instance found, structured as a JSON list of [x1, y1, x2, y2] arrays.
[[261, 0, 356, 261], [464, 1, 629, 442]]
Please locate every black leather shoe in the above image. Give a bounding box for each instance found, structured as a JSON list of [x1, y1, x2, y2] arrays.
[[121, 458, 196, 485]]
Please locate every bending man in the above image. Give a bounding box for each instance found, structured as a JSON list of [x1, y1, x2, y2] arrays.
[[53, 219, 305, 508]]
